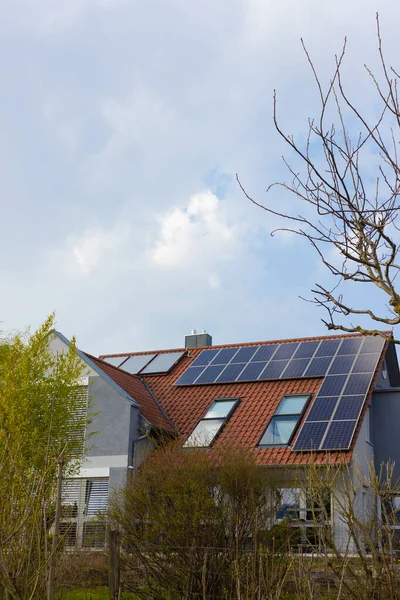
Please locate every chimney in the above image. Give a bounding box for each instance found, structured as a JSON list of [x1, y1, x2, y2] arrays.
[[185, 329, 212, 349]]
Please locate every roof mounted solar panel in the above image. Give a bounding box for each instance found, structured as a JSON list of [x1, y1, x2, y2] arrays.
[[102, 356, 129, 367], [293, 340, 383, 451], [121, 354, 156, 374], [140, 351, 185, 375]]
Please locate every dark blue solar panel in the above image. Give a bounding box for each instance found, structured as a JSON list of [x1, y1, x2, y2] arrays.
[[304, 356, 332, 378], [361, 336, 386, 353], [175, 366, 205, 385], [211, 347, 239, 365], [343, 373, 372, 396], [216, 363, 246, 383], [322, 420, 356, 450], [195, 364, 226, 384], [237, 361, 268, 381], [191, 349, 220, 367], [315, 339, 341, 357], [259, 360, 288, 380], [318, 375, 347, 397], [328, 355, 356, 375], [352, 353, 379, 374], [333, 395, 365, 421], [230, 346, 258, 363], [281, 359, 309, 379], [306, 396, 338, 421], [293, 341, 319, 359], [293, 421, 328, 450], [274, 343, 299, 360], [337, 337, 363, 355], [250, 345, 278, 362]]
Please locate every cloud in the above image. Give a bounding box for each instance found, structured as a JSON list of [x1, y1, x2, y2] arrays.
[[66, 222, 131, 276], [151, 190, 234, 269]]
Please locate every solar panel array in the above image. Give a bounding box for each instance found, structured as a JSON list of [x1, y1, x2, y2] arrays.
[[174, 336, 386, 451], [102, 351, 184, 375]]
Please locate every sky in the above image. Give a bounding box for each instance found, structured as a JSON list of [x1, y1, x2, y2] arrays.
[[1, 0, 400, 355]]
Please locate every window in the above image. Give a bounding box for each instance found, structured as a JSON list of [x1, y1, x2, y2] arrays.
[[259, 394, 310, 446], [60, 477, 109, 548], [184, 398, 239, 448], [276, 487, 331, 549]]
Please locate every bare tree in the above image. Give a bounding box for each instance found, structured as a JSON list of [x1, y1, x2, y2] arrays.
[[238, 14, 400, 342]]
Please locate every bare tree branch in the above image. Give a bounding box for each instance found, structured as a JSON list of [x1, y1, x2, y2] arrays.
[[239, 14, 400, 342]]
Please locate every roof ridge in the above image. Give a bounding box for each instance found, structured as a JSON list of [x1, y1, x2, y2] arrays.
[[100, 330, 393, 359]]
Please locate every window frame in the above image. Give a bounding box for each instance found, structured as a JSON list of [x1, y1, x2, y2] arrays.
[[184, 397, 241, 448], [257, 393, 312, 448]]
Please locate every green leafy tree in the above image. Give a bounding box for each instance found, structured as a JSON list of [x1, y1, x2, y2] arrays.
[[0, 315, 88, 599]]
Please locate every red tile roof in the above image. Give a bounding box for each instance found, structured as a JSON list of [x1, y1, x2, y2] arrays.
[[86, 353, 173, 432], [99, 332, 390, 466]]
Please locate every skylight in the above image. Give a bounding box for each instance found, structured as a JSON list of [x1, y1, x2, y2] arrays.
[[184, 398, 239, 448], [259, 394, 310, 446]]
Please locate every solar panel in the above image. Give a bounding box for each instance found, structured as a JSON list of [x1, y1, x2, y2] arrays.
[[230, 346, 259, 363], [216, 363, 246, 383], [360, 336, 386, 353], [191, 349, 220, 367], [281, 358, 309, 379], [315, 339, 341, 357], [140, 351, 184, 374], [259, 360, 287, 380], [102, 356, 129, 367], [337, 337, 363, 355], [306, 396, 338, 422], [251, 345, 278, 362], [352, 353, 379, 373], [343, 373, 372, 396], [175, 366, 205, 385], [293, 421, 328, 450], [317, 375, 347, 397], [195, 364, 226, 384], [273, 343, 299, 360], [322, 420, 357, 450], [333, 395, 365, 421], [303, 356, 332, 377], [236, 361, 267, 381], [211, 347, 239, 365], [328, 355, 356, 375], [293, 341, 320, 359], [121, 354, 157, 374]]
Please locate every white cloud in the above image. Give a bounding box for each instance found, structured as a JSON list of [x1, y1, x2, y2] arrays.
[[151, 190, 234, 269], [66, 222, 131, 276]]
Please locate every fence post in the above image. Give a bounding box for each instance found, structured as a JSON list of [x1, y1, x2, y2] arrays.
[[109, 529, 120, 600]]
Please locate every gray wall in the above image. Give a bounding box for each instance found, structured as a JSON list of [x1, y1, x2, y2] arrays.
[[85, 374, 141, 492], [372, 389, 400, 480]]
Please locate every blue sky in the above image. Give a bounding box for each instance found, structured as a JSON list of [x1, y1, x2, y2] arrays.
[[1, 0, 399, 354]]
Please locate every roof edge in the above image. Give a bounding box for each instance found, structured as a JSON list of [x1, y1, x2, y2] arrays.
[[53, 331, 140, 409]]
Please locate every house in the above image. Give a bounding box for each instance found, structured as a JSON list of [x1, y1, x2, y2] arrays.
[[51, 329, 400, 550]]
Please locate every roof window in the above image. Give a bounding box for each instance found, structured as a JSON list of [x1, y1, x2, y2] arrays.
[[184, 398, 239, 448], [258, 394, 311, 447]]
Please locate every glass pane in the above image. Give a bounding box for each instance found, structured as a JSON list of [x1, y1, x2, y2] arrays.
[[206, 399, 237, 419], [276, 395, 309, 415], [276, 488, 301, 519], [141, 351, 184, 374], [102, 355, 129, 367], [260, 416, 298, 445], [184, 419, 224, 447], [121, 354, 156, 374], [85, 479, 109, 516]]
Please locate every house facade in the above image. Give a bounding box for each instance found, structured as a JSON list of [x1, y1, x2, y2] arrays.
[[51, 329, 400, 550]]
